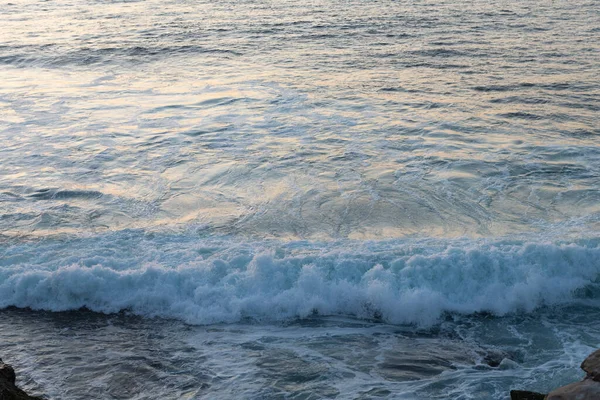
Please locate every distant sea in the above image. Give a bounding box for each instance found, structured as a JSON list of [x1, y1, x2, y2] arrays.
[[1, 0, 599, 398]]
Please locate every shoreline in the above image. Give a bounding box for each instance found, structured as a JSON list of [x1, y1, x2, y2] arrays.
[[0, 358, 42, 400]]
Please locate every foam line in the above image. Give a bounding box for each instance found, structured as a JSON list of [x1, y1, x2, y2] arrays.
[[1, 233, 599, 325]]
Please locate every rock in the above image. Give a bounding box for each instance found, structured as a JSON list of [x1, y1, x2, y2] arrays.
[[482, 349, 507, 367], [546, 379, 600, 400], [514, 349, 600, 400], [510, 390, 547, 400], [581, 349, 600, 381], [0, 360, 43, 400], [499, 358, 520, 370], [0, 361, 17, 386]]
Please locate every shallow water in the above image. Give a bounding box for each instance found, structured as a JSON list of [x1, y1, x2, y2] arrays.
[[1, 307, 597, 399], [1, 0, 599, 398]]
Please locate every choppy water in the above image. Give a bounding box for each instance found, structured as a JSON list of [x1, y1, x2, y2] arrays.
[[1, 0, 599, 398]]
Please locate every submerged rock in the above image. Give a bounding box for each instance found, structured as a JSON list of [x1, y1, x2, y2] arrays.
[[0, 359, 42, 400]]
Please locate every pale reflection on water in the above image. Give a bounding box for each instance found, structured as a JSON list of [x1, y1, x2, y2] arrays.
[[1, 0, 599, 240]]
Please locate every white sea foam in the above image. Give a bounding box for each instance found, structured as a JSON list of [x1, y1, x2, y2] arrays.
[[1, 233, 599, 326]]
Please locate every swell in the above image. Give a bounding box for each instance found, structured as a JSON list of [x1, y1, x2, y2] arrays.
[[1, 232, 599, 326], [0, 44, 241, 67]]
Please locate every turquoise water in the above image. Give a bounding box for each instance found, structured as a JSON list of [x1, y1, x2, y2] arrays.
[[1, 0, 599, 398]]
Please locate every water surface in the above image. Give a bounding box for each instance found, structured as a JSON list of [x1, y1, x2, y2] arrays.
[[1, 0, 599, 398]]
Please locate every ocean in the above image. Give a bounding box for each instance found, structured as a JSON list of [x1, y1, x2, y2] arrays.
[[1, 0, 599, 398]]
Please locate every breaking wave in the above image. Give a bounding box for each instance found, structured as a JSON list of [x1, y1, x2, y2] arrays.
[[1, 231, 599, 326]]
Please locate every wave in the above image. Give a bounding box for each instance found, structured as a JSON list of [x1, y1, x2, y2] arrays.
[[0, 44, 241, 68], [1, 232, 599, 325]]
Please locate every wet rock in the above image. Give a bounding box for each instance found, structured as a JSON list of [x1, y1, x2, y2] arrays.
[[544, 349, 600, 399], [498, 358, 520, 370], [546, 379, 600, 400], [510, 390, 547, 400], [581, 349, 600, 381], [482, 350, 505, 367], [513, 349, 600, 400], [479, 347, 523, 368], [0, 359, 43, 400]]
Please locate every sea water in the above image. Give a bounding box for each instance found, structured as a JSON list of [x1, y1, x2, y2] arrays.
[[0, 0, 599, 398]]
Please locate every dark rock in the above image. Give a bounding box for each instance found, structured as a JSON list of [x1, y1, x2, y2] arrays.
[[510, 389, 547, 400], [0, 360, 43, 400], [0, 362, 17, 386], [546, 379, 600, 400], [483, 350, 506, 368], [581, 349, 600, 381]]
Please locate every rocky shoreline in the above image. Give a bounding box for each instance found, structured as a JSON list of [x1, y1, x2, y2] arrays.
[[0, 359, 42, 400], [511, 349, 600, 400]]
